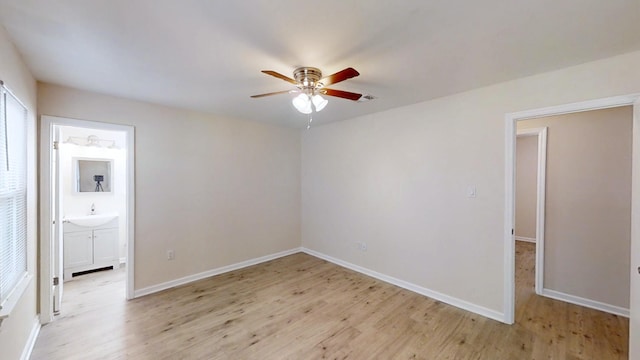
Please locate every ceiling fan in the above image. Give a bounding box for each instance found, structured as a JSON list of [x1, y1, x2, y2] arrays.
[[250, 67, 363, 115]]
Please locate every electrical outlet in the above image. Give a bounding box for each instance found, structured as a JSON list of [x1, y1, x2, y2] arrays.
[[167, 249, 175, 260], [356, 242, 367, 252]]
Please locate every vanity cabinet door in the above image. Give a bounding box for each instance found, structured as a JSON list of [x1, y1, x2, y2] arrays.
[[93, 228, 118, 263], [64, 230, 93, 268]]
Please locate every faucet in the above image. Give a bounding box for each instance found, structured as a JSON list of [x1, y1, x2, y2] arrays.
[[90, 203, 96, 215]]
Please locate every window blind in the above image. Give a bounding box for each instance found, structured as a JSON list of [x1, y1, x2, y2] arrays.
[[0, 82, 27, 306]]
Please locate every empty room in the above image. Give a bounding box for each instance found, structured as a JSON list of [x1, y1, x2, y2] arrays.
[[0, 1, 639, 359]]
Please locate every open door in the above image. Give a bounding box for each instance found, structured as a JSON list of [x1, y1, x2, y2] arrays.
[[630, 97, 640, 359], [52, 126, 64, 314]]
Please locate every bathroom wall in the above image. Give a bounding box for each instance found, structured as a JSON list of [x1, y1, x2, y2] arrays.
[[59, 126, 128, 262]]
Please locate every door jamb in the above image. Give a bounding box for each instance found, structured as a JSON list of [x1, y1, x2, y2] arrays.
[[39, 115, 135, 324], [503, 93, 640, 325]]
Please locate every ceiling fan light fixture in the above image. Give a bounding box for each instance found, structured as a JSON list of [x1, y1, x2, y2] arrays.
[[253, 66, 363, 117], [292, 93, 312, 114], [312, 94, 328, 112]]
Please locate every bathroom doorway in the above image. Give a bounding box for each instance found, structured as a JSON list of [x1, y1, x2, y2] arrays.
[[40, 115, 135, 323]]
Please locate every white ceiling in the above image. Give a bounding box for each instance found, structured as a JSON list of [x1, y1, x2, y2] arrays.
[[1, 1, 639, 127]]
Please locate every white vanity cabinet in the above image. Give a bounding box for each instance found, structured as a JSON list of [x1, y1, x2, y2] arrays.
[[63, 217, 119, 280]]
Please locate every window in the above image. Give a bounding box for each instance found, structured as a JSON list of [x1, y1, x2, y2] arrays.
[[0, 82, 28, 312]]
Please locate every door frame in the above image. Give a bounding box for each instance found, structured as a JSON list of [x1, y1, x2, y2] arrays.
[[503, 93, 640, 326], [515, 127, 547, 295], [39, 115, 135, 324]]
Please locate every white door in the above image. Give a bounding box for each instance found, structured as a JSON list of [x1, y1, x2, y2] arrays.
[[630, 98, 640, 358], [52, 126, 64, 314]]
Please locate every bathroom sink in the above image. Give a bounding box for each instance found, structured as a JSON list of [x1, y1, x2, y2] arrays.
[[64, 213, 118, 227]]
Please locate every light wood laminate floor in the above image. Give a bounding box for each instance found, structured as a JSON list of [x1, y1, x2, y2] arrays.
[[31, 242, 628, 359]]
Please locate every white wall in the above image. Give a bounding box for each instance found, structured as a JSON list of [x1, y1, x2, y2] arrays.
[[0, 25, 38, 360], [302, 50, 640, 316], [515, 136, 537, 240], [38, 84, 302, 291], [59, 126, 128, 261]]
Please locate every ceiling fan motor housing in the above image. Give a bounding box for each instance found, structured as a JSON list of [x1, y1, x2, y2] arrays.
[[294, 67, 323, 91]]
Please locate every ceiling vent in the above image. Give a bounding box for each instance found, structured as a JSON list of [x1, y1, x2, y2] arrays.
[[358, 94, 376, 102]]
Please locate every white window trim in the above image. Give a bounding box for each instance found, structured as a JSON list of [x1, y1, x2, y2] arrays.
[[0, 81, 31, 327]]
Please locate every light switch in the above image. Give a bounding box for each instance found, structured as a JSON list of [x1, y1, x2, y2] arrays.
[[467, 186, 477, 198]]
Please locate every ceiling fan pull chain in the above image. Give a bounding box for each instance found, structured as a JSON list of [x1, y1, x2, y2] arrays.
[[307, 114, 313, 129]]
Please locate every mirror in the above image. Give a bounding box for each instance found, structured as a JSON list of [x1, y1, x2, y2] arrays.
[[76, 159, 113, 192]]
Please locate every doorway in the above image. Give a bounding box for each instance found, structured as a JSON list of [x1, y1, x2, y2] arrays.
[[40, 115, 135, 324], [519, 108, 632, 317], [504, 94, 640, 356]]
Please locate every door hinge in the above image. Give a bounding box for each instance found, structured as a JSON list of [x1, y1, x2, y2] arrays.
[[512, 229, 514, 235], [53, 277, 59, 286], [53, 141, 59, 150]]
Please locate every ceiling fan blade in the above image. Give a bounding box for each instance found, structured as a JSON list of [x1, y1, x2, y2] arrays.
[[321, 67, 360, 86], [321, 88, 362, 101], [261, 70, 297, 85], [250, 90, 293, 98]]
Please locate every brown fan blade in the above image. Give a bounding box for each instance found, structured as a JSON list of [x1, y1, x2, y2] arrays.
[[250, 90, 293, 98], [261, 70, 297, 85], [321, 67, 360, 86], [321, 88, 362, 101]]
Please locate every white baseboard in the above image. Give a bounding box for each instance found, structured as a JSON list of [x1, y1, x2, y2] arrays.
[[20, 315, 41, 360], [133, 247, 302, 298], [515, 236, 536, 243], [301, 247, 505, 323], [541, 288, 629, 317]]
